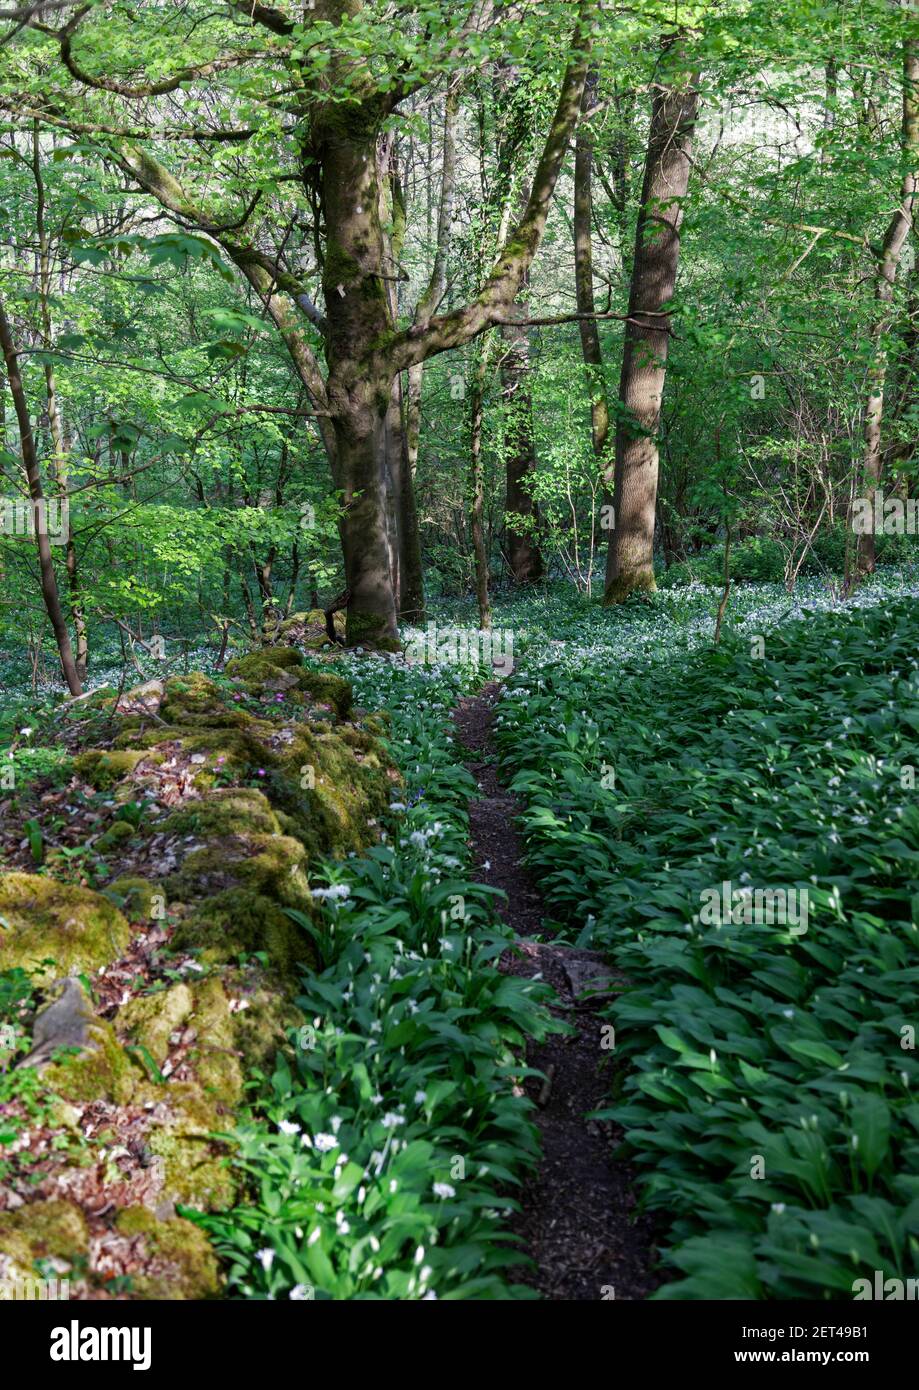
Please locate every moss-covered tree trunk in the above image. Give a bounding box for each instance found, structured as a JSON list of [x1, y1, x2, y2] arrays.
[[604, 45, 698, 605]]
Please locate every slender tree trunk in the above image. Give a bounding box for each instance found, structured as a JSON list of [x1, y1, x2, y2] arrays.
[[0, 293, 82, 695], [469, 341, 492, 628], [33, 124, 88, 682], [574, 66, 614, 582], [403, 91, 459, 621], [857, 27, 919, 576], [605, 44, 698, 604], [501, 286, 543, 582], [392, 387, 426, 621]]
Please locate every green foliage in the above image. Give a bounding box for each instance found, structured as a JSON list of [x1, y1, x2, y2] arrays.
[[195, 654, 555, 1299], [494, 585, 919, 1299]]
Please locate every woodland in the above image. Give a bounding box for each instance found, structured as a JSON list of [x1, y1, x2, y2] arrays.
[[0, 0, 917, 1315]]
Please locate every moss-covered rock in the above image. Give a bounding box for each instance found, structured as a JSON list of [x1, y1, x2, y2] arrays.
[[165, 831, 310, 908], [161, 788, 280, 839], [186, 977, 243, 1106], [117, 982, 194, 1065], [114, 1206, 221, 1299], [160, 672, 254, 729], [144, 1081, 236, 1211], [105, 876, 162, 921], [43, 1015, 139, 1104], [0, 654, 402, 1299], [296, 669, 353, 719], [276, 608, 346, 644], [0, 874, 131, 982], [73, 748, 148, 790], [172, 887, 315, 978], [0, 1200, 89, 1282], [117, 977, 242, 1106], [266, 722, 393, 859], [95, 818, 137, 853], [225, 647, 304, 683], [220, 964, 305, 1073]]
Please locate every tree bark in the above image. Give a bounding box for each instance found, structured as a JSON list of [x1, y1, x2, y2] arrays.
[[605, 44, 698, 604]]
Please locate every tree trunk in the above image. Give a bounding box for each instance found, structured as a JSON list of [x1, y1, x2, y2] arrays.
[[856, 29, 919, 576], [315, 105, 402, 646], [34, 122, 89, 682], [574, 66, 614, 581], [469, 342, 492, 629], [0, 293, 82, 695], [402, 91, 459, 621], [604, 44, 698, 604], [501, 291, 544, 582]]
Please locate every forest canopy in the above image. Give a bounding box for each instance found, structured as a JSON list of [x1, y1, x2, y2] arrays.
[[0, 0, 917, 683]]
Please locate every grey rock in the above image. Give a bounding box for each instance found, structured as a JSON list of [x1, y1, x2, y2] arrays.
[[16, 977, 97, 1070]]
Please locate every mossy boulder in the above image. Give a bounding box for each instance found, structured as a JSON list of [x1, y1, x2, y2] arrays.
[[277, 608, 346, 644], [296, 669, 352, 719], [95, 818, 136, 853], [73, 748, 147, 790], [116, 978, 242, 1107], [0, 1200, 88, 1282], [172, 887, 315, 978], [105, 876, 162, 921], [161, 788, 280, 839], [184, 977, 243, 1107], [225, 647, 304, 685], [266, 722, 393, 858], [145, 1082, 236, 1210], [165, 831, 310, 907], [117, 982, 194, 1065], [220, 964, 305, 1072], [0, 874, 131, 982], [160, 672, 254, 729], [114, 1206, 221, 1299]]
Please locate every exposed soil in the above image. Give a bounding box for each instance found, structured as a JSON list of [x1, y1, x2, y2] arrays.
[[453, 682, 660, 1301]]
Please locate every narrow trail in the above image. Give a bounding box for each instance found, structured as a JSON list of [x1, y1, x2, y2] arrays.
[[453, 682, 659, 1301]]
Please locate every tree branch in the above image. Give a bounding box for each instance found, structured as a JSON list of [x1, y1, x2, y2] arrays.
[[383, 0, 596, 373]]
